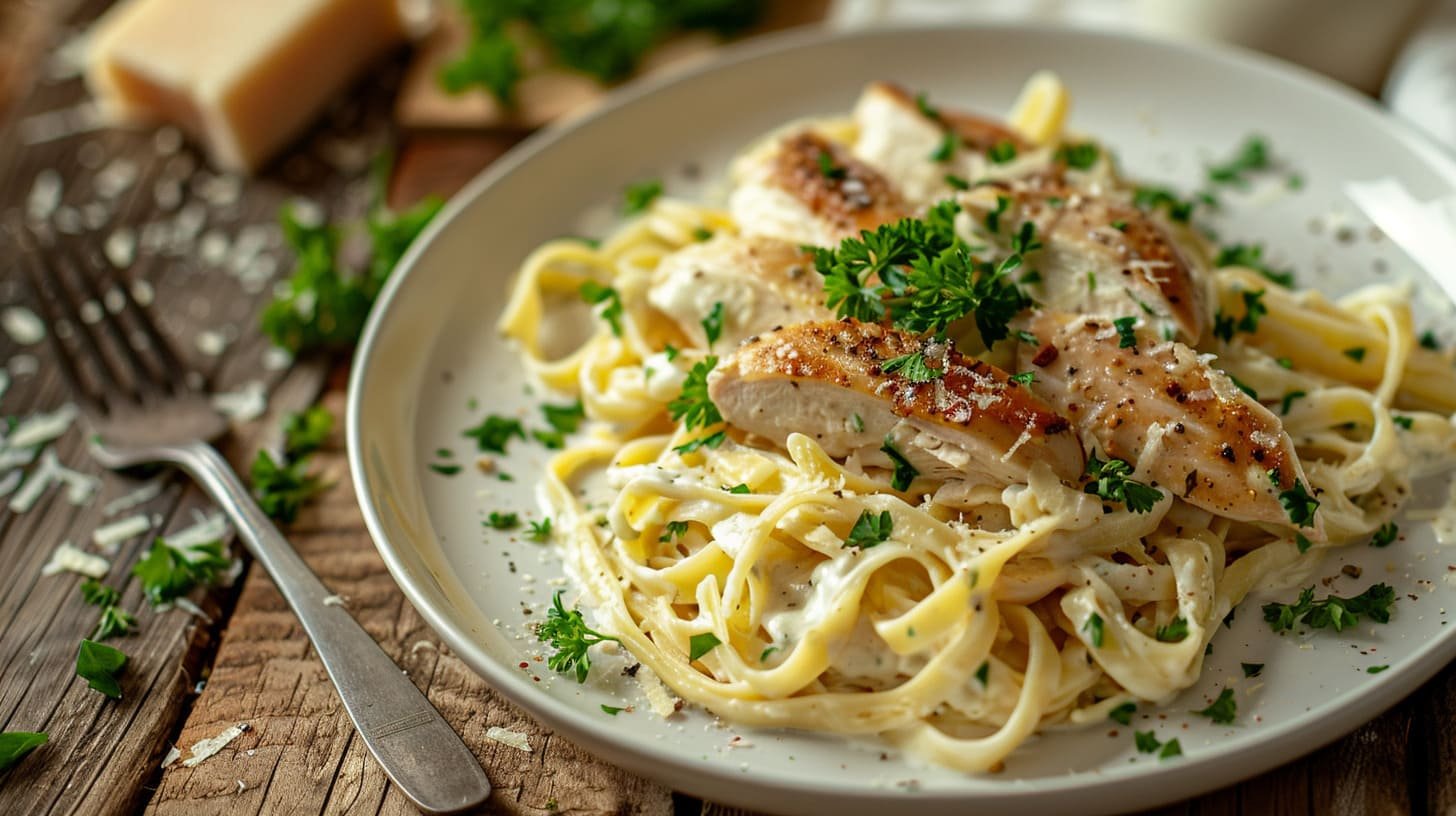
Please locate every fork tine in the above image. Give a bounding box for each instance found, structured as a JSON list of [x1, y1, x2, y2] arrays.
[[11, 228, 113, 415], [80, 237, 196, 391], [55, 238, 178, 398]]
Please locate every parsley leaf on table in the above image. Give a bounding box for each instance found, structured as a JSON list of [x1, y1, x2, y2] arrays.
[[132, 539, 230, 607], [282, 405, 334, 459], [251, 450, 327, 524], [0, 731, 47, 771], [76, 639, 127, 699]]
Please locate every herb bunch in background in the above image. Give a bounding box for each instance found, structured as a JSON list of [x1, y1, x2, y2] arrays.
[[440, 0, 766, 106], [261, 196, 442, 356]]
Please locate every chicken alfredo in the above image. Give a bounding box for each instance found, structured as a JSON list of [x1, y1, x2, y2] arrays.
[[498, 73, 1456, 772]]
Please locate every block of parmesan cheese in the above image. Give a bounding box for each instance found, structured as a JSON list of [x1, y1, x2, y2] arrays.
[[85, 0, 409, 173]]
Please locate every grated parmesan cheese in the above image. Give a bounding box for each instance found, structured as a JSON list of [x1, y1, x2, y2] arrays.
[[103, 478, 165, 516], [212, 380, 267, 423], [2, 306, 46, 346], [41, 542, 110, 578], [484, 726, 531, 752], [634, 663, 680, 719], [9, 403, 78, 449], [181, 723, 250, 768], [160, 746, 181, 769], [92, 513, 153, 554]]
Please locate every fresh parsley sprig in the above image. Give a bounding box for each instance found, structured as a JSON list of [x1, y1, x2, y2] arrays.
[[1262, 583, 1395, 633], [1084, 455, 1162, 513], [845, 510, 892, 550], [0, 732, 47, 771], [668, 357, 723, 431], [538, 591, 620, 683]]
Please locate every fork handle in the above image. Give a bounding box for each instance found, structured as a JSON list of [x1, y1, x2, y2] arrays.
[[168, 441, 491, 814]]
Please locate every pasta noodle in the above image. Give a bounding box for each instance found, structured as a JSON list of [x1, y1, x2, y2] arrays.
[[497, 74, 1456, 772]]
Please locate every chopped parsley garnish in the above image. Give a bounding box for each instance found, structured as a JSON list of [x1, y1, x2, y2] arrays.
[[672, 430, 726, 454], [1343, 346, 1367, 363], [1109, 701, 1137, 725], [282, 405, 333, 459], [429, 463, 462, 476], [688, 632, 721, 661], [1262, 583, 1395, 633], [1420, 330, 1440, 350], [1159, 739, 1182, 760], [986, 195, 1010, 233], [1194, 688, 1237, 724], [1368, 665, 1390, 674], [760, 646, 779, 663], [542, 401, 586, 435], [1267, 468, 1319, 527], [1008, 371, 1036, 385], [1154, 616, 1189, 643], [579, 281, 624, 336], [601, 704, 625, 715], [1241, 662, 1264, 678], [668, 357, 722, 431], [1083, 612, 1105, 648], [850, 413, 864, 433], [464, 415, 525, 454], [486, 512, 519, 530], [539, 591, 619, 683], [975, 661, 990, 687], [1393, 415, 1413, 430], [700, 302, 725, 346], [261, 196, 443, 354], [659, 520, 690, 543], [1228, 374, 1259, 401], [815, 203, 1035, 343], [845, 510, 893, 550], [879, 437, 919, 491], [80, 580, 136, 641], [1296, 533, 1312, 553], [663, 344, 680, 361], [725, 483, 751, 494], [1056, 142, 1099, 170], [816, 150, 846, 179], [930, 132, 957, 163], [944, 173, 970, 191], [1212, 312, 1236, 343], [1085, 455, 1162, 513], [1215, 243, 1295, 287], [0, 732, 47, 771], [1207, 135, 1270, 188], [76, 639, 127, 699], [1113, 316, 1138, 348], [1110, 219, 1128, 232], [1236, 289, 1268, 334], [1086, 271, 1097, 293], [1370, 522, 1398, 548], [132, 539, 229, 607], [1133, 186, 1193, 222], [526, 518, 554, 542], [1280, 390, 1306, 416], [914, 92, 942, 121], [1016, 330, 1039, 344], [1277, 357, 1293, 369], [986, 140, 1017, 164], [623, 180, 663, 214], [881, 351, 943, 383], [1134, 730, 1160, 753], [692, 227, 713, 242]]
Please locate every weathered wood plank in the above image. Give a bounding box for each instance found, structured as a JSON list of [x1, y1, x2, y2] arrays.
[[147, 389, 675, 816]]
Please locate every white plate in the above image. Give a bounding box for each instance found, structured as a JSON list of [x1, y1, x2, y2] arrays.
[[348, 23, 1456, 815]]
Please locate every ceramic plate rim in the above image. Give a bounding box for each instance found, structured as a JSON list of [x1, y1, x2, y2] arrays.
[[348, 20, 1456, 813]]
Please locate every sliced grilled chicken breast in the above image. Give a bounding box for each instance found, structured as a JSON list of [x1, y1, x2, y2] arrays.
[[647, 234, 833, 351], [708, 319, 1084, 487], [850, 82, 1053, 209], [1019, 311, 1322, 536], [730, 129, 910, 247], [963, 184, 1210, 342]]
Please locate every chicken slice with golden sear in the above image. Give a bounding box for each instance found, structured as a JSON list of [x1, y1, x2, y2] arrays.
[[647, 234, 833, 352], [850, 81, 1056, 209], [729, 129, 911, 248], [1019, 311, 1322, 537], [708, 319, 1084, 489], [962, 184, 1212, 343]]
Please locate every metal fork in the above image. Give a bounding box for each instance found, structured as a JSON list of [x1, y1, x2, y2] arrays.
[[11, 224, 491, 815]]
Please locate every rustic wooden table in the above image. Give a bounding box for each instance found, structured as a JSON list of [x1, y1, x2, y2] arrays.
[[0, 2, 1451, 815]]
